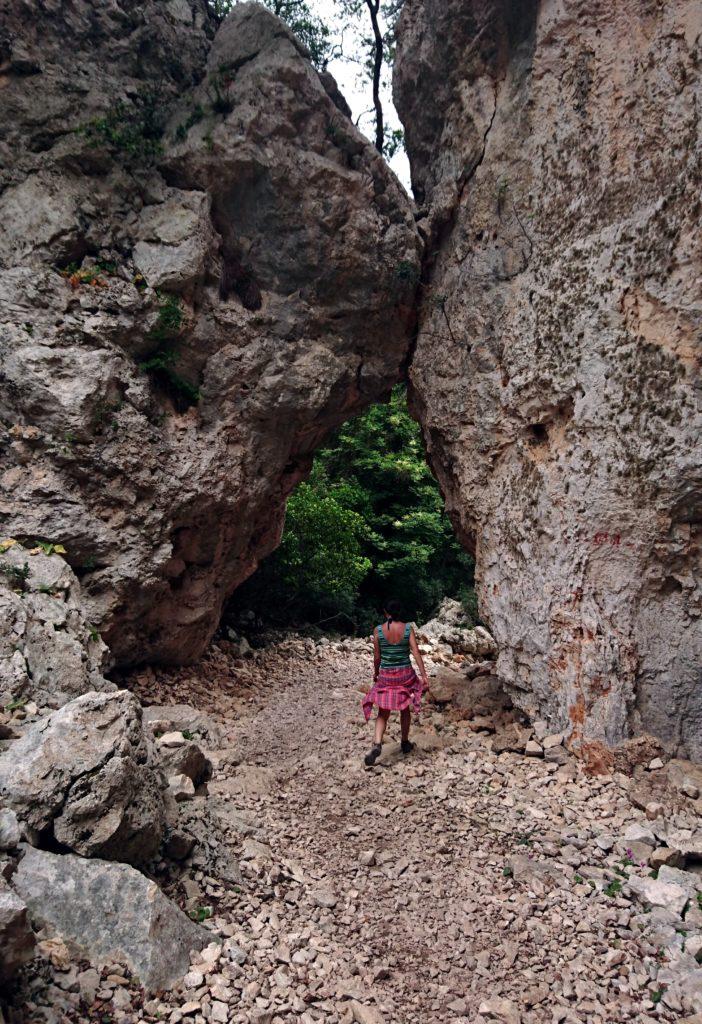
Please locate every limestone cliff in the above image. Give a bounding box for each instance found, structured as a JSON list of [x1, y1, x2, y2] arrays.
[[0, 0, 421, 665], [394, 0, 702, 759]]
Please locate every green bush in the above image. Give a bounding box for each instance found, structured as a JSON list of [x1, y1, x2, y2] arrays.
[[226, 386, 476, 633], [138, 294, 200, 408], [80, 88, 165, 164]]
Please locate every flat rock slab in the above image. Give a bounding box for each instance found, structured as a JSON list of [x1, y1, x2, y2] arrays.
[[209, 764, 278, 798], [626, 874, 689, 917], [13, 847, 208, 991]]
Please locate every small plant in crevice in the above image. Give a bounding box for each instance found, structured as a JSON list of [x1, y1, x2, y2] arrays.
[[0, 562, 31, 591], [148, 292, 184, 342], [516, 830, 536, 847], [33, 540, 67, 557], [91, 397, 124, 435], [207, 69, 234, 115], [79, 87, 166, 164], [60, 263, 108, 290], [138, 293, 200, 409], [603, 878, 622, 898], [4, 696, 27, 713], [174, 103, 205, 141], [138, 348, 201, 408], [189, 905, 212, 923], [394, 260, 420, 287]]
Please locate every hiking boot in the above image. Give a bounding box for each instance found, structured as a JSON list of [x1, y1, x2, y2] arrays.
[[401, 740, 414, 755], [364, 743, 382, 767]]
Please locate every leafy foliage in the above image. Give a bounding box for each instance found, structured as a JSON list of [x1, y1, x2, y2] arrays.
[[80, 88, 165, 164], [60, 264, 108, 290], [227, 387, 475, 633], [138, 294, 200, 408], [269, 482, 371, 621], [0, 562, 31, 591]]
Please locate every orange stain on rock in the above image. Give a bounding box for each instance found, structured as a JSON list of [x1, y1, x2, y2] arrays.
[[568, 696, 586, 725], [579, 741, 615, 777]]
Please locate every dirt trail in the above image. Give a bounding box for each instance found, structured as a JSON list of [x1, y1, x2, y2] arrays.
[[14, 636, 696, 1023], [150, 639, 681, 1024]]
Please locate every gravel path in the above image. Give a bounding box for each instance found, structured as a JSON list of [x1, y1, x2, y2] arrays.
[[12, 637, 700, 1023], [161, 640, 687, 1024]]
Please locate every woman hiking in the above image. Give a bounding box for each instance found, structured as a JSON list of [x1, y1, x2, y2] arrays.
[[362, 598, 429, 767]]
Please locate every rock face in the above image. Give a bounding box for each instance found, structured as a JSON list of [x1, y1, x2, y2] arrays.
[[0, 690, 165, 863], [0, 879, 36, 985], [2, 0, 701, 764], [0, 0, 420, 667], [394, 0, 702, 759], [0, 542, 113, 710], [13, 846, 207, 992]]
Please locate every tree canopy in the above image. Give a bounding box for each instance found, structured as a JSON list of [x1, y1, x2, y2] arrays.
[[226, 387, 477, 634]]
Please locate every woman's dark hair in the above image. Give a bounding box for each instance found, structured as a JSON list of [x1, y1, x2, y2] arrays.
[[384, 598, 403, 623]]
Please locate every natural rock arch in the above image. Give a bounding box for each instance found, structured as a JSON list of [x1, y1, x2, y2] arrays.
[[1, 0, 700, 761]]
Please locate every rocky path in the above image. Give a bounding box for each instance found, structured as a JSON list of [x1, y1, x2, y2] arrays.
[[9, 635, 702, 1024], [138, 640, 696, 1024]]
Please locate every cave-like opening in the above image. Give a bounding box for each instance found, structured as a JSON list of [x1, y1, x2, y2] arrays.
[[222, 385, 477, 641]]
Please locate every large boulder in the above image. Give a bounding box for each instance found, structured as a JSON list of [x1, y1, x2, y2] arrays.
[[156, 735, 212, 786], [395, 0, 702, 758], [0, 543, 113, 710], [0, 0, 420, 667], [0, 878, 36, 986], [12, 847, 207, 992], [0, 690, 165, 863], [418, 598, 498, 656]]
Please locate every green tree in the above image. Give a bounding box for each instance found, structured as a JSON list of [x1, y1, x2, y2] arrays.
[[336, 0, 403, 154], [226, 387, 476, 634], [315, 386, 474, 626], [275, 481, 371, 613]]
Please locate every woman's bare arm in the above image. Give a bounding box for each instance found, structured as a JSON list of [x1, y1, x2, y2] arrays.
[[372, 630, 380, 681], [409, 627, 428, 686]]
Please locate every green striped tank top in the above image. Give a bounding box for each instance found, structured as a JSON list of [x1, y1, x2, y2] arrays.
[[377, 622, 411, 668]]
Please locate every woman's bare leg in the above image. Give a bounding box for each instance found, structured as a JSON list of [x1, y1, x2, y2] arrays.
[[374, 708, 391, 745], [400, 708, 411, 743]]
